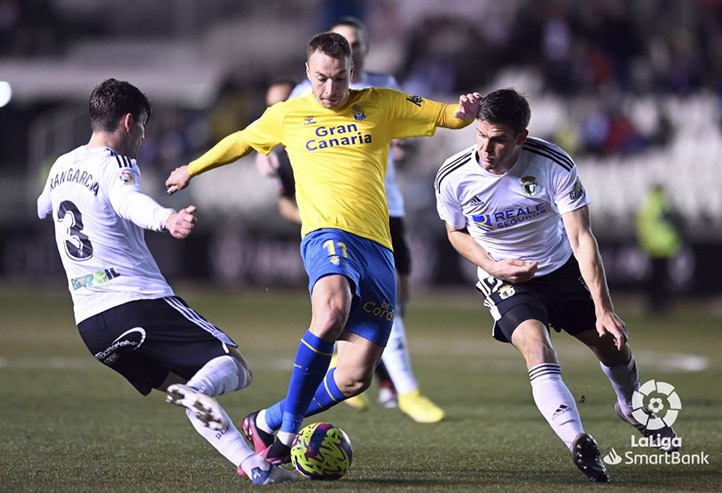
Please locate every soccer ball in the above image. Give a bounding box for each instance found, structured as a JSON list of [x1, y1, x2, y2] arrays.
[[290, 422, 353, 480]]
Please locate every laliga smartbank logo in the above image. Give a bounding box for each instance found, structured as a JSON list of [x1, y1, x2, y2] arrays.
[[631, 379, 681, 430], [602, 380, 710, 466]]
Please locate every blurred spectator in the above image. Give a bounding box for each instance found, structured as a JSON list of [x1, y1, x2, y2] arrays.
[[635, 183, 684, 314], [602, 105, 647, 155], [401, 16, 490, 94], [0, 0, 66, 56]]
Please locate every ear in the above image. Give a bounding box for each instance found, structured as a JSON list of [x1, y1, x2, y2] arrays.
[[516, 129, 529, 145], [305, 62, 311, 79], [121, 113, 134, 132]]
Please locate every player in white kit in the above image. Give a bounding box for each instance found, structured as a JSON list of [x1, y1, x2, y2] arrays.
[[435, 88, 679, 482], [274, 17, 444, 423], [37, 78, 296, 485]]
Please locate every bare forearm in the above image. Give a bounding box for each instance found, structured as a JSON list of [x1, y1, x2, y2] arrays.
[[447, 228, 493, 271], [574, 232, 615, 314], [278, 197, 301, 225], [446, 224, 538, 282]]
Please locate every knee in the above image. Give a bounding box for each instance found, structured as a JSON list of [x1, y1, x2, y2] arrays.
[[525, 341, 558, 366], [229, 354, 253, 390], [239, 363, 253, 389], [311, 306, 349, 339], [334, 368, 373, 397], [515, 334, 558, 366]]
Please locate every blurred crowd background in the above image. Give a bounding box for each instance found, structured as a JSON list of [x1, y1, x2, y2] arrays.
[[2, 0, 721, 301]]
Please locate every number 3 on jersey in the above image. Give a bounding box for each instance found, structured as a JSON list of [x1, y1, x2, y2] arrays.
[[57, 200, 93, 261], [323, 239, 347, 266]]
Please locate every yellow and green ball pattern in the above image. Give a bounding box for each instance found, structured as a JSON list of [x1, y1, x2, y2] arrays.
[[291, 422, 353, 480]]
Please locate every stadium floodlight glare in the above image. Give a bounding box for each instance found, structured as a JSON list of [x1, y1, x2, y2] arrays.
[[0, 81, 11, 108]]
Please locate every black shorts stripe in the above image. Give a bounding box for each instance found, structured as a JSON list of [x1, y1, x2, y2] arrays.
[[435, 152, 473, 192], [523, 139, 574, 171]]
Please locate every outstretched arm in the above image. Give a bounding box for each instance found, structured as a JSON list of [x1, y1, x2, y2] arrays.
[[435, 92, 482, 129], [562, 205, 628, 350], [166, 132, 256, 195]]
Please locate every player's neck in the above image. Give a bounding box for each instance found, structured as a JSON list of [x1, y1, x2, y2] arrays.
[[87, 131, 126, 155]]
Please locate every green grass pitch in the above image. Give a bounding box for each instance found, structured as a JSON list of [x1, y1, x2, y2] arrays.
[[1, 284, 720, 492]]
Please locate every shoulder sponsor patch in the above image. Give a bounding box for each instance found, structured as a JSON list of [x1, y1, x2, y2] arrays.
[[569, 177, 585, 200], [406, 95, 423, 107], [119, 169, 135, 185]]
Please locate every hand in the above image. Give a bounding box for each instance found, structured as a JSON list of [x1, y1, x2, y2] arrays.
[[165, 205, 197, 239], [490, 259, 538, 283], [455, 92, 482, 120], [595, 311, 629, 351], [165, 165, 192, 195]]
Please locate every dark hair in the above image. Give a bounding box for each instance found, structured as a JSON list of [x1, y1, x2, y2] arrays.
[[331, 16, 369, 50], [478, 88, 531, 135], [307, 32, 351, 62], [88, 78, 151, 132]]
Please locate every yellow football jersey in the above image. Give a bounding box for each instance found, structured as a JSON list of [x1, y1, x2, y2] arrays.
[[189, 88, 471, 249]]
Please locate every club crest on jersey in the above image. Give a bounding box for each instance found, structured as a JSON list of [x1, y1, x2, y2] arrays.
[[352, 105, 366, 121], [119, 169, 135, 185], [304, 116, 316, 125], [521, 175, 538, 196], [406, 95, 423, 107]]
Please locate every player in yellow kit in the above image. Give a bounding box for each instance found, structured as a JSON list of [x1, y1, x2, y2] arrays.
[[166, 31, 481, 465]]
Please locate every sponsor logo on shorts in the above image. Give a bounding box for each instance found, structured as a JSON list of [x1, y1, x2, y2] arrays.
[[94, 327, 146, 364], [363, 299, 395, 321]]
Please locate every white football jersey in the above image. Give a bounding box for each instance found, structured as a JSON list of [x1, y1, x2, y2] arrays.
[[290, 72, 405, 217], [37, 146, 175, 323], [435, 137, 590, 278]]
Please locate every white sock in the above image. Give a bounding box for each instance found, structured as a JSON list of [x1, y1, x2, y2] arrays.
[[184, 406, 255, 468], [256, 409, 275, 434], [381, 313, 418, 394], [600, 356, 639, 416], [277, 431, 296, 447], [529, 363, 584, 450], [186, 355, 252, 397]]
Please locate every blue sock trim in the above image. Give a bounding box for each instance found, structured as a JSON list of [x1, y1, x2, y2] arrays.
[[279, 330, 334, 434], [306, 367, 346, 417], [300, 330, 335, 356]]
